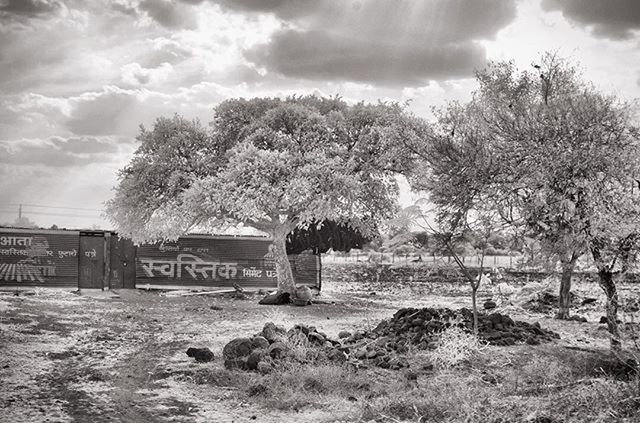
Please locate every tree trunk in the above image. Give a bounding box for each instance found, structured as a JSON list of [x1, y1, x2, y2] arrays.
[[471, 286, 479, 337], [270, 225, 296, 296], [598, 269, 621, 352], [556, 256, 577, 320]]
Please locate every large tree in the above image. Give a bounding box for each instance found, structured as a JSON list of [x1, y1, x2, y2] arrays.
[[410, 53, 640, 338], [106, 96, 426, 295], [439, 54, 639, 321]]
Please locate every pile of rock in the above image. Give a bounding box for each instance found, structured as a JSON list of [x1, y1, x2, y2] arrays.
[[522, 291, 595, 322], [221, 308, 559, 373], [337, 330, 411, 370], [370, 307, 559, 347], [222, 322, 348, 373], [522, 291, 577, 314]]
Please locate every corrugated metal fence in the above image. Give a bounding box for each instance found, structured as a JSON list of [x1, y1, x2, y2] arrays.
[[0, 228, 320, 290], [135, 235, 319, 290], [0, 228, 79, 287]]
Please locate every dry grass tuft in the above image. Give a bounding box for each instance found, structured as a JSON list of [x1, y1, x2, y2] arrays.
[[245, 363, 372, 411], [429, 325, 486, 369]]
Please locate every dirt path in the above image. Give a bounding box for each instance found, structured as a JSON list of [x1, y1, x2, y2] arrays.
[[1, 275, 631, 423], [0, 287, 395, 423]]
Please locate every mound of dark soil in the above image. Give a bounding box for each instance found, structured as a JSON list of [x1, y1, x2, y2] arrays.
[[522, 291, 578, 314], [222, 309, 559, 373], [369, 307, 559, 348]]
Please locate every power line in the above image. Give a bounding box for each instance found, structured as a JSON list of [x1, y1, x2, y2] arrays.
[[0, 203, 104, 212], [23, 210, 103, 219]]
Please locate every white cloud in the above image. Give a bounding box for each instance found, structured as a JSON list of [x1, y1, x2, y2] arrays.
[[121, 62, 173, 86]]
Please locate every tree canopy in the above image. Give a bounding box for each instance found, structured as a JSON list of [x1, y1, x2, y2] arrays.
[[404, 52, 640, 346], [106, 95, 428, 294]]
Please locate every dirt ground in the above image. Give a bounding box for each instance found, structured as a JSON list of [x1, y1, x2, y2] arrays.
[[1, 265, 638, 423]]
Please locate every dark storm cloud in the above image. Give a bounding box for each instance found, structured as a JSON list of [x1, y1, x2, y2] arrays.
[[139, 0, 197, 29], [247, 30, 487, 85], [111, 2, 138, 17], [542, 0, 640, 40], [211, 0, 321, 20], [225, 0, 517, 85], [0, 0, 60, 19], [0, 136, 120, 167], [65, 90, 136, 136]]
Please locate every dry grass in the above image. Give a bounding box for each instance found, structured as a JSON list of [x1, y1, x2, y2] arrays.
[[237, 342, 640, 422], [245, 363, 372, 412], [429, 325, 487, 369]]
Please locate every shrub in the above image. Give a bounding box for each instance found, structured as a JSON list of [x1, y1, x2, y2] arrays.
[[430, 326, 485, 369]]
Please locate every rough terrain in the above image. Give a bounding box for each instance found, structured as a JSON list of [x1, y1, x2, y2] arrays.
[[1, 262, 639, 422]]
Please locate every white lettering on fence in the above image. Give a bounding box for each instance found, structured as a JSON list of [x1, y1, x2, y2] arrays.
[[139, 254, 238, 280], [0, 236, 33, 247]]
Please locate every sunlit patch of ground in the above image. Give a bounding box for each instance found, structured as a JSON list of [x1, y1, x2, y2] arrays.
[[1, 264, 639, 422]]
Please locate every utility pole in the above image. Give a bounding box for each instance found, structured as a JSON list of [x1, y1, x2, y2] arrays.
[[18, 204, 22, 220]]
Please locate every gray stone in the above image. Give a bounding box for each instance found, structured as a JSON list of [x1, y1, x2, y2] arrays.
[[185, 347, 214, 363], [223, 338, 253, 360], [247, 350, 264, 370], [257, 361, 273, 374], [267, 342, 289, 359], [484, 300, 497, 310], [251, 336, 270, 350], [354, 348, 367, 360], [296, 285, 313, 301], [262, 322, 285, 343], [327, 348, 348, 363], [338, 330, 352, 339], [308, 332, 326, 345]]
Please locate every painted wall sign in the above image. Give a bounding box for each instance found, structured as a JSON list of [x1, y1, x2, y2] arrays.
[[135, 236, 280, 288], [0, 229, 79, 287], [0, 229, 320, 290]]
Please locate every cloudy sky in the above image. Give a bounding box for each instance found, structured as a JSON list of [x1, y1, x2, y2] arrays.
[[1, 0, 639, 229]]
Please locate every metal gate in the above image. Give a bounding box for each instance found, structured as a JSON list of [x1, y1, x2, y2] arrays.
[[78, 231, 105, 289], [109, 235, 136, 289]]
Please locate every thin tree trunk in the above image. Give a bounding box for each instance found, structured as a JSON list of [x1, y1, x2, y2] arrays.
[[471, 286, 479, 337], [446, 241, 482, 336], [556, 256, 577, 319], [270, 225, 296, 296], [598, 269, 621, 352]]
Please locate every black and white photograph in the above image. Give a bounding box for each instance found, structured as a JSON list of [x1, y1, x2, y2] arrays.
[[1, 0, 640, 422]]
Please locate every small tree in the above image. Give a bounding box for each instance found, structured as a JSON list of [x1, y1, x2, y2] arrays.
[[388, 203, 503, 336], [107, 96, 426, 295]]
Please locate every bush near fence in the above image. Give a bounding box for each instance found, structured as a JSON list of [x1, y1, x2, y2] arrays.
[[322, 262, 640, 286], [327, 252, 522, 269]]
